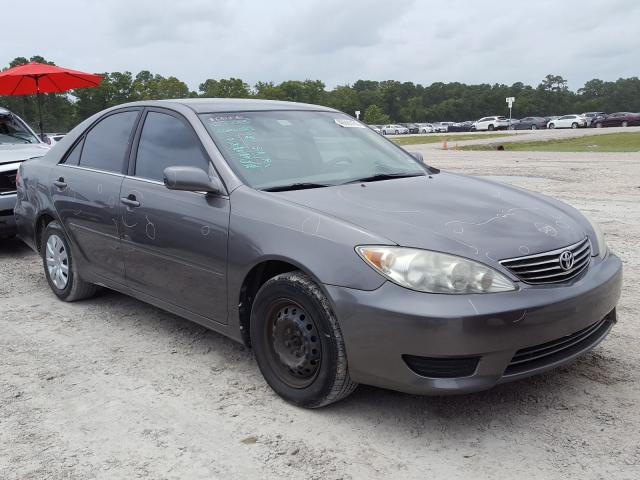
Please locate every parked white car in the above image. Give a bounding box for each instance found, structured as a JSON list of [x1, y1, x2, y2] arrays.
[[45, 133, 66, 145], [547, 115, 588, 129], [472, 116, 511, 131], [417, 123, 434, 133], [381, 124, 409, 135]]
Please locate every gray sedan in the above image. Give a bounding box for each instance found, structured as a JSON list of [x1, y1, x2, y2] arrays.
[[14, 99, 622, 407]]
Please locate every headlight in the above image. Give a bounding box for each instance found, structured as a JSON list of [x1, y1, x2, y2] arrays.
[[356, 246, 516, 294], [586, 216, 607, 259]]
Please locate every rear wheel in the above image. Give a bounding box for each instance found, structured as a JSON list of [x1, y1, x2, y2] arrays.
[[395, 130, 399, 135], [531, 124, 537, 130], [595, 122, 603, 128], [488, 124, 495, 131], [622, 121, 629, 127], [250, 271, 357, 408], [41, 221, 97, 302], [571, 122, 578, 129]]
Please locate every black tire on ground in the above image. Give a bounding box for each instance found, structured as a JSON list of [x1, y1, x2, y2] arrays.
[[571, 122, 578, 129], [549, 123, 555, 129], [395, 130, 399, 135], [595, 122, 603, 128], [531, 124, 537, 130], [488, 124, 494, 131], [250, 271, 358, 408], [621, 121, 628, 127], [41, 221, 97, 302]]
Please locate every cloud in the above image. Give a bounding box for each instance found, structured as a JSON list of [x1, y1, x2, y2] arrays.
[[0, 0, 638, 91]]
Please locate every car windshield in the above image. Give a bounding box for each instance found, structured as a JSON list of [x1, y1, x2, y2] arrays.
[[200, 110, 426, 190], [0, 113, 39, 144]]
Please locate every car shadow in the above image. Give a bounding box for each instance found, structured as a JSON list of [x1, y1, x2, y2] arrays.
[[77, 286, 631, 424], [0, 236, 33, 258]]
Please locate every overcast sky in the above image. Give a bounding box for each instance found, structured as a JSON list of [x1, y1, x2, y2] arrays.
[[3, 0, 639, 91]]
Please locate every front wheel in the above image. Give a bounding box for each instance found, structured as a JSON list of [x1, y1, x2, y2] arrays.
[[549, 123, 555, 129], [250, 271, 357, 408], [531, 124, 537, 130], [621, 121, 629, 127], [595, 122, 603, 128], [41, 221, 97, 302]]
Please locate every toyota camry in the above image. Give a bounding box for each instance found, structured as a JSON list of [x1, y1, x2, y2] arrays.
[[14, 99, 622, 407]]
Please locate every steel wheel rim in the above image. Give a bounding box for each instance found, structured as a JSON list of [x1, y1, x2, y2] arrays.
[[266, 300, 321, 389], [46, 234, 69, 290]]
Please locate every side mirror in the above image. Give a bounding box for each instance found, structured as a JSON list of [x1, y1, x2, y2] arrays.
[[163, 166, 223, 194], [409, 151, 424, 162]]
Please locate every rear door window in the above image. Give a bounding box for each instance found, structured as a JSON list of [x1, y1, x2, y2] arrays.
[[79, 110, 139, 173]]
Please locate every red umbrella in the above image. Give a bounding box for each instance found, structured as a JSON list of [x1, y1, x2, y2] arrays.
[[0, 62, 103, 136]]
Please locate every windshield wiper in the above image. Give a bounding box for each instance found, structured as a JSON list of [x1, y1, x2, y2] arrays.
[[261, 182, 332, 192], [342, 172, 425, 185]]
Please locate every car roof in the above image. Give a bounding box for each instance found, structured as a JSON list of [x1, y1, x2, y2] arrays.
[[118, 98, 340, 114]]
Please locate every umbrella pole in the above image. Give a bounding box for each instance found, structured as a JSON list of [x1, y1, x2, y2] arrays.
[[36, 77, 44, 140]]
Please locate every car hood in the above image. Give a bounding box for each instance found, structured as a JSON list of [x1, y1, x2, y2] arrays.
[[275, 173, 587, 263], [0, 144, 49, 165]]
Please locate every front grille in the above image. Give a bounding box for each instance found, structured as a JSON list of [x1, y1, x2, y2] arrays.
[[504, 311, 615, 376], [403, 355, 479, 378], [0, 169, 17, 195], [500, 237, 591, 284]]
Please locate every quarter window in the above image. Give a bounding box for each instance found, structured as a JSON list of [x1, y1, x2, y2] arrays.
[[135, 112, 210, 182], [63, 138, 84, 166], [79, 111, 138, 173]]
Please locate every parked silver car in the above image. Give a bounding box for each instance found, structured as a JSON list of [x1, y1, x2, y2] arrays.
[[0, 107, 49, 237], [381, 124, 409, 135]]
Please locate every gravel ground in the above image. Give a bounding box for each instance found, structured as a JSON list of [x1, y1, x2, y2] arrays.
[[1, 149, 639, 479]]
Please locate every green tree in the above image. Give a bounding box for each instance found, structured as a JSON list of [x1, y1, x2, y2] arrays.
[[199, 78, 251, 98], [363, 104, 389, 124]]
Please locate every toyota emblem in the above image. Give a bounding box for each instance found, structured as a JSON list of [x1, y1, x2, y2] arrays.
[[559, 250, 575, 271]]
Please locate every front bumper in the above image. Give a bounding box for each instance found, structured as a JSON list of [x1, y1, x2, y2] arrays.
[[327, 253, 622, 395], [0, 192, 17, 236]]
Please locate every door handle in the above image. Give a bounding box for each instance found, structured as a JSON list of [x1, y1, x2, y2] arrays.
[[120, 195, 141, 208], [53, 177, 67, 189]]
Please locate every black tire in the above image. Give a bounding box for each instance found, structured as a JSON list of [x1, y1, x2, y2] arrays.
[[549, 123, 555, 129], [595, 122, 603, 128], [621, 121, 628, 127], [41, 221, 97, 302], [395, 130, 399, 135], [488, 124, 495, 131], [571, 122, 578, 129], [250, 271, 357, 408], [531, 124, 537, 130]]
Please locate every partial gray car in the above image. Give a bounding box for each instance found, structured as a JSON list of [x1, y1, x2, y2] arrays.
[[0, 107, 49, 237], [15, 99, 622, 407]]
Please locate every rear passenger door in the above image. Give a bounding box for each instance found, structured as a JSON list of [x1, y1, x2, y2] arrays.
[[119, 109, 230, 324], [52, 108, 140, 284]]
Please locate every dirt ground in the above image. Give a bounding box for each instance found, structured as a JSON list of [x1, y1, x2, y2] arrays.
[[1, 149, 639, 479]]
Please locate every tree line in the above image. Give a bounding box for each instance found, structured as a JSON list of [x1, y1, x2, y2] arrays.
[[2, 56, 639, 132]]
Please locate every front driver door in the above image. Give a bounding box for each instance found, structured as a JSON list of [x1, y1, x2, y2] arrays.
[[120, 109, 229, 324]]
